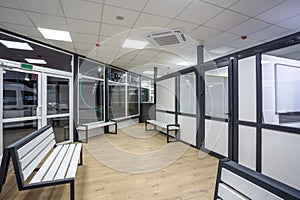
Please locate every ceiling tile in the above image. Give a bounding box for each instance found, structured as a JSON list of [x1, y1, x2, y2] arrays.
[[229, 0, 284, 17], [204, 32, 240, 49], [256, 0, 300, 24], [144, 0, 192, 18], [229, 37, 261, 48], [99, 37, 125, 47], [248, 25, 290, 41], [1, 23, 45, 40], [134, 13, 171, 28], [76, 49, 92, 56], [205, 10, 249, 31], [102, 5, 140, 27], [61, 0, 102, 22], [17, 0, 63, 16], [27, 12, 68, 31], [67, 18, 100, 35], [228, 19, 269, 35], [98, 44, 121, 53], [0, 7, 32, 26], [70, 32, 98, 43], [277, 14, 300, 30], [263, 31, 295, 42], [100, 23, 130, 37], [105, 0, 148, 11], [0, 1, 22, 9], [202, 0, 239, 8], [49, 40, 75, 52], [82, 0, 104, 4], [165, 20, 198, 33], [189, 26, 222, 41], [74, 42, 95, 51], [176, 1, 223, 25]]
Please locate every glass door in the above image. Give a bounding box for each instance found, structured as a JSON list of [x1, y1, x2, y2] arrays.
[[44, 74, 72, 143], [201, 64, 231, 157], [0, 67, 42, 154]]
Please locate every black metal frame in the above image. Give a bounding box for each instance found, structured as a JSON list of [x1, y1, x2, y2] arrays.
[[214, 159, 300, 200], [0, 125, 83, 200]]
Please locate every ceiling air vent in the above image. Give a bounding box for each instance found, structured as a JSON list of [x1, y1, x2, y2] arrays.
[[146, 29, 187, 46]]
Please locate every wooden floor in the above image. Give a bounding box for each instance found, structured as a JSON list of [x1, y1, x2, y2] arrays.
[[0, 124, 219, 200]]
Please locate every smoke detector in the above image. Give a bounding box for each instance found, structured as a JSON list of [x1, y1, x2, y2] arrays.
[[146, 28, 187, 47]]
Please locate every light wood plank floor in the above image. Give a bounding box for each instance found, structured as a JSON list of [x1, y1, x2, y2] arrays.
[[0, 124, 219, 200]]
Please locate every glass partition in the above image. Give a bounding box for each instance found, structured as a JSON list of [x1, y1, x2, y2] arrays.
[[262, 43, 300, 128], [141, 77, 154, 103], [180, 72, 196, 114], [109, 84, 126, 119], [128, 86, 139, 116]]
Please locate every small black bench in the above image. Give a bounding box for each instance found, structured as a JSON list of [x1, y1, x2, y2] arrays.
[[214, 159, 300, 200], [0, 125, 83, 200], [145, 120, 180, 143]]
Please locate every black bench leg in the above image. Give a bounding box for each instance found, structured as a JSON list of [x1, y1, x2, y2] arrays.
[[115, 123, 117, 134], [70, 180, 75, 200], [167, 128, 170, 143], [79, 148, 83, 166], [145, 122, 147, 131]]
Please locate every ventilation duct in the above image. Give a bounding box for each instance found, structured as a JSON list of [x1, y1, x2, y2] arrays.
[[146, 29, 187, 46]]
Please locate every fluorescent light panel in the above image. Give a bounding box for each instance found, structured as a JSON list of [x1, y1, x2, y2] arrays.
[[143, 70, 154, 75], [38, 28, 72, 42], [25, 58, 47, 64], [0, 40, 33, 50], [177, 61, 190, 66], [209, 46, 236, 54], [122, 39, 148, 49]]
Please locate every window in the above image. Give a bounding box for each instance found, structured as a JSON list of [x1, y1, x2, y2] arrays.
[[262, 44, 300, 128], [109, 84, 126, 119], [3, 90, 16, 105], [180, 72, 196, 114], [141, 77, 154, 103], [128, 86, 139, 115]]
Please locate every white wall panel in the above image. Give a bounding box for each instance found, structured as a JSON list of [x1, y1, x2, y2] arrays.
[[238, 125, 256, 170], [238, 56, 256, 122], [205, 119, 228, 157], [262, 129, 300, 190], [178, 115, 196, 146], [156, 112, 175, 124], [156, 78, 175, 111]]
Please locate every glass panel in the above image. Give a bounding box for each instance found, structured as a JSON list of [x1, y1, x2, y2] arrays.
[[79, 78, 104, 123], [141, 77, 154, 103], [262, 44, 300, 128], [3, 70, 38, 118], [180, 73, 196, 114], [47, 77, 69, 115], [108, 84, 126, 119], [3, 120, 38, 148], [205, 66, 228, 118], [79, 58, 104, 79], [108, 68, 126, 83], [127, 73, 139, 86], [47, 117, 69, 143], [128, 86, 139, 116]]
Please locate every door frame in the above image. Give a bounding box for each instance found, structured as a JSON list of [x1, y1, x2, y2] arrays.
[[198, 60, 235, 159]]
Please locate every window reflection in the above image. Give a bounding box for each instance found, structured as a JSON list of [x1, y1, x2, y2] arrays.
[[128, 86, 139, 116], [109, 84, 126, 119], [47, 117, 69, 143]]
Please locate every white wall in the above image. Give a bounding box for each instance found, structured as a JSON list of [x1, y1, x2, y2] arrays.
[[239, 56, 256, 122], [156, 78, 175, 111], [238, 126, 256, 170], [205, 119, 228, 157], [262, 129, 300, 190], [178, 115, 196, 146]]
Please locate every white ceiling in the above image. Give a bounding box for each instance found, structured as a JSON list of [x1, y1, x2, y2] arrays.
[[0, 0, 299, 77]]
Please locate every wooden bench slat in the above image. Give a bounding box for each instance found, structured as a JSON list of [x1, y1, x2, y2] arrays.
[[221, 168, 282, 200], [30, 145, 63, 184], [19, 134, 55, 170], [18, 128, 53, 159], [54, 144, 76, 180], [66, 144, 82, 179], [43, 145, 69, 182], [21, 139, 56, 181], [218, 183, 249, 200]]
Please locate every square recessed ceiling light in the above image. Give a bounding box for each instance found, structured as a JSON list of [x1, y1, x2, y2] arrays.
[[209, 46, 236, 54], [0, 40, 33, 50], [176, 61, 191, 66], [38, 28, 72, 42], [25, 58, 47, 64], [122, 39, 148, 49]]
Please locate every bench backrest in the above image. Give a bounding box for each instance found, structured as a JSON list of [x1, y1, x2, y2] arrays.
[[214, 159, 300, 200], [2, 125, 56, 190]]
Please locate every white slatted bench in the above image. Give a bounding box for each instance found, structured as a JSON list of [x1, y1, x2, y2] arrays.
[[145, 120, 180, 143], [214, 159, 300, 200], [0, 125, 83, 200], [76, 121, 117, 143]]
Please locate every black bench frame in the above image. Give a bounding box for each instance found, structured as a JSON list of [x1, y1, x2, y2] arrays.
[[0, 125, 83, 200], [145, 121, 180, 143], [214, 159, 300, 200]]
